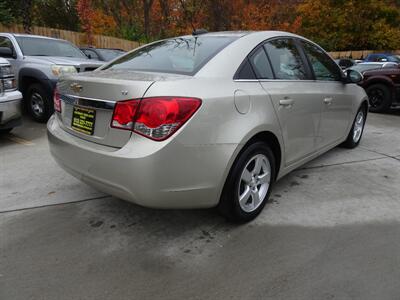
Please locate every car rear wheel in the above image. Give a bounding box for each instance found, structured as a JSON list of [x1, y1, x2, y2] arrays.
[[26, 83, 53, 123], [218, 142, 275, 222], [366, 84, 392, 113], [341, 106, 367, 149]]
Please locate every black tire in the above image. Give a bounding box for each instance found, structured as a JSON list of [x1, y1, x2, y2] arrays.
[[26, 83, 53, 123], [0, 128, 12, 134], [341, 105, 367, 149], [218, 142, 276, 223], [366, 84, 392, 113]]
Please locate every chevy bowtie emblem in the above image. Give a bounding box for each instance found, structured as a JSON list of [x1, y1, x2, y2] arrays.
[[70, 83, 83, 93]]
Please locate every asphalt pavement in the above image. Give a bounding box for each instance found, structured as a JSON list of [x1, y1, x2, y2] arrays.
[[1, 111, 400, 300]]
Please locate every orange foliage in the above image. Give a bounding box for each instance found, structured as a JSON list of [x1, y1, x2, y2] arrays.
[[80, 0, 302, 41], [76, 0, 94, 44], [91, 9, 117, 36]]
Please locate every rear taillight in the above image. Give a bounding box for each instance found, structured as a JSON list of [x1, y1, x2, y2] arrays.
[[111, 97, 201, 141], [53, 88, 61, 113], [111, 100, 139, 130]]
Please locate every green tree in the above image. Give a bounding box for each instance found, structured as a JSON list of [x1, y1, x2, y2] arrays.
[[0, 0, 34, 32], [34, 0, 80, 31], [298, 0, 400, 51], [0, 0, 15, 25]]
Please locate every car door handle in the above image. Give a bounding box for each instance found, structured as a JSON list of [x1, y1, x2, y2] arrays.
[[323, 97, 333, 105], [279, 98, 294, 107]]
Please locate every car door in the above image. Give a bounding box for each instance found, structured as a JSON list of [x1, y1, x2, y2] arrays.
[[0, 36, 16, 64], [299, 40, 353, 149], [0, 36, 22, 84], [258, 38, 323, 166]]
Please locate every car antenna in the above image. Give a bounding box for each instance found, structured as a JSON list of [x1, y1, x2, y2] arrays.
[[192, 29, 208, 36]]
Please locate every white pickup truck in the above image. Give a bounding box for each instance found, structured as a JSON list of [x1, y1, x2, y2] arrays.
[[0, 57, 22, 133]]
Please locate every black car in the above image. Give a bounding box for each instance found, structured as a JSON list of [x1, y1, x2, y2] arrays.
[[80, 47, 126, 62]]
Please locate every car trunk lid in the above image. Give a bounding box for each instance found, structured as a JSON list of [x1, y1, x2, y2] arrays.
[[56, 70, 161, 148]]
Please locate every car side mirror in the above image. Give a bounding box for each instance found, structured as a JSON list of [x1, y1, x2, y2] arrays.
[[345, 69, 363, 84], [87, 54, 92, 59], [0, 47, 14, 58]]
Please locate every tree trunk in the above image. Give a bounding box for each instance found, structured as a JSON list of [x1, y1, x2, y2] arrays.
[[159, 0, 169, 37], [21, 0, 33, 33], [143, 0, 154, 41]]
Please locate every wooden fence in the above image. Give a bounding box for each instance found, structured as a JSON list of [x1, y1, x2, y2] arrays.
[[0, 24, 140, 51]]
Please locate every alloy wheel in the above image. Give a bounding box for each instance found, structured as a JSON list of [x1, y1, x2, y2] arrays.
[[31, 92, 45, 118], [353, 110, 364, 143], [238, 154, 271, 213]]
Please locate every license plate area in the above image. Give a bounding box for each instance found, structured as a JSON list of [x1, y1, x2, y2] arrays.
[[71, 106, 96, 135]]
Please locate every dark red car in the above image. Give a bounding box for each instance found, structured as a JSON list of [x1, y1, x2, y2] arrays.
[[352, 63, 400, 112]]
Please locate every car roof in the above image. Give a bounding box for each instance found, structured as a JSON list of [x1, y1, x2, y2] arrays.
[[194, 30, 315, 78], [195, 31, 252, 37], [180, 30, 302, 39], [175, 31, 306, 46], [5, 33, 67, 42]]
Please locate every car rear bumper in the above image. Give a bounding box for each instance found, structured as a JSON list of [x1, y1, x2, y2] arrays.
[[0, 90, 23, 129], [47, 115, 236, 209]]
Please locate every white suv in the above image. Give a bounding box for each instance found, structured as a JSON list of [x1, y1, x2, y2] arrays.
[[0, 57, 22, 133]]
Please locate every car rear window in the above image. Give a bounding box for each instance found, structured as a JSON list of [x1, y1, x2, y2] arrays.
[[103, 36, 238, 75]]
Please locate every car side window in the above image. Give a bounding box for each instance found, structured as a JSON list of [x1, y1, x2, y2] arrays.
[[369, 55, 377, 62], [235, 58, 256, 79], [83, 49, 99, 60], [301, 41, 342, 81], [248, 47, 274, 79], [0, 37, 15, 56], [264, 39, 307, 80]]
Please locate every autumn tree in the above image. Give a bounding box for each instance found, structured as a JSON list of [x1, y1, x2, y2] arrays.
[[158, 0, 170, 37], [143, 0, 155, 41], [5, 0, 400, 52], [76, 0, 94, 44], [297, 0, 400, 51], [173, 0, 204, 33]]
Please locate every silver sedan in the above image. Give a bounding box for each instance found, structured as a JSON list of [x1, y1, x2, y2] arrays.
[[47, 31, 368, 222]]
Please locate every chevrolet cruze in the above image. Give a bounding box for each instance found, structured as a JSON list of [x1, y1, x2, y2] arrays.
[[47, 31, 368, 222]]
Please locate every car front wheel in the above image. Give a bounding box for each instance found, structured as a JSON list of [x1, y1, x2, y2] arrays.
[[366, 84, 391, 113], [218, 142, 275, 222], [26, 83, 53, 123], [342, 105, 367, 149]]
